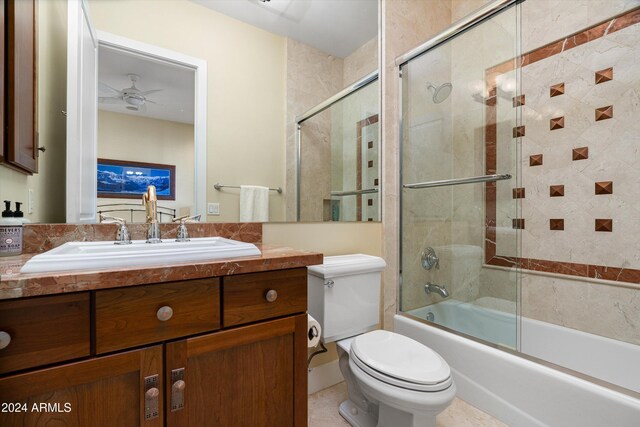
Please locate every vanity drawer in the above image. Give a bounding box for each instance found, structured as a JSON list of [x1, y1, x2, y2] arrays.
[[223, 268, 307, 327], [0, 293, 90, 374], [95, 278, 220, 354]]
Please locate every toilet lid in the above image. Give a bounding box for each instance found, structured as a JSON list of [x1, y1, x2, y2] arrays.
[[351, 330, 451, 385]]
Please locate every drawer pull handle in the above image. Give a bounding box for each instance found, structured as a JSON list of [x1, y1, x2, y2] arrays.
[[157, 306, 174, 321], [265, 289, 278, 303], [0, 331, 11, 350]]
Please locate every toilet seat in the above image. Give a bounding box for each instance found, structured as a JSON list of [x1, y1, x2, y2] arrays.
[[350, 330, 452, 392]]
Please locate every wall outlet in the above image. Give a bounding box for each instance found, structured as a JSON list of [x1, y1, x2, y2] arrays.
[[207, 203, 220, 215]]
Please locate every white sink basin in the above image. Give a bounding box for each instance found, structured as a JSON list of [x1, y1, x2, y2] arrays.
[[20, 237, 261, 274]]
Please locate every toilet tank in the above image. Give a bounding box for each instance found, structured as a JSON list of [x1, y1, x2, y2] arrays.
[[308, 254, 386, 343]]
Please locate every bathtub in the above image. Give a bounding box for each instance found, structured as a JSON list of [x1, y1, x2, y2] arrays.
[[398, 298, 640, 427]]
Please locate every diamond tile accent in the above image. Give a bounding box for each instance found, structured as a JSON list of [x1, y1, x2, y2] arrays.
[[513, 95, 525, 107], [512, 218, 525, 229], [368, 141, 373, 149], [550, 185, 565, 197], [595, 181, 613, 195], [529, 154, 543, 166], [595, 105, 613, 121], [550, 116, 564, 130], [595, 67, 613, 84], [513, 126, 525, 138], [550, 83, 565, 97], [550, 219, 564, 230], [572, 147, 589, 161], [595, 219, 613, 232], [368, 160, 373, 168], [374, 178, 379, 186], [367, 218, 373, 222], [512, 188, 525, 199], [367, 199, 373, 206]]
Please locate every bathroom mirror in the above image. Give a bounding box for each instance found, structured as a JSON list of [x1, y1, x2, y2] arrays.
[[0, 0, 379, 224]]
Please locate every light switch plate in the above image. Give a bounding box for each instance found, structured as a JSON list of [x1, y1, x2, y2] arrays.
[[207, 203, 220, 215]]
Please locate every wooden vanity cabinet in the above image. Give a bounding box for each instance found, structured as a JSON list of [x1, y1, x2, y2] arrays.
[[0, 268, 308, 426], [0, 346, 163, 427]]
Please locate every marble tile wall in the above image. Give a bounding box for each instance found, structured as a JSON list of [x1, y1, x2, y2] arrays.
[[285, 39, 344, 220], [483, 3, 640, 345]]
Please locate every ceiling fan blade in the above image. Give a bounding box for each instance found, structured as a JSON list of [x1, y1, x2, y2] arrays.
[[98, 97, 124, 104], [139, 89, 163, 96], [98, 82, 121, 96]]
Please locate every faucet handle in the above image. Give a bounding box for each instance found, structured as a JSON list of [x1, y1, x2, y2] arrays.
[[173, 214, 202, 224], [100, 214, 126, 225], [173, 215, 201, 242], [100, 214, 132, 245], [421, 247, 440, 270]]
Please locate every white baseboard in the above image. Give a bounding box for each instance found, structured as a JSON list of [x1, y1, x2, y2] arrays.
[[308, 359, 343, 394]]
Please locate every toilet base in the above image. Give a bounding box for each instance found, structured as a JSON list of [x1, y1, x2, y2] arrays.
[[339, 400, 377, 427]]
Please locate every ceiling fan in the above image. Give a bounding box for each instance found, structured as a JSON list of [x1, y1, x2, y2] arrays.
[[98, 74, 162, 111]]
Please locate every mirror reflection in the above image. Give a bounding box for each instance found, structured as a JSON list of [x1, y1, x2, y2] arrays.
[[0, 0, 379, 224]]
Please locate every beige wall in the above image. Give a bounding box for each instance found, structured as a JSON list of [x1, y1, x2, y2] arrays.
[[89, 0, 286, 222], [97, 111, 194, 221], [0, 0, 67, 223]]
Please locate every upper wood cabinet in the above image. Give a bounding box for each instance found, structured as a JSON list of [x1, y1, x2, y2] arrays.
[[2, 0, 38, 174]]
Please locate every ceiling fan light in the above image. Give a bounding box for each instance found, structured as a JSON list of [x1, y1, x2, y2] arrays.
[[124, 94, 145, 106]]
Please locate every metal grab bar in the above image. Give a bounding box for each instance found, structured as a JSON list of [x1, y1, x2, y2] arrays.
[[330, 188, 379, 197], [214, 183, 282, 194], [403, 173, 511, 189]]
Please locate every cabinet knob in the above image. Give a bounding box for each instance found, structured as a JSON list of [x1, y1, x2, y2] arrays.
[[145, 387, 160, 400], [157, 306, 174, 321], [265, 289, 278, 303], [0, 331, 11, 350]]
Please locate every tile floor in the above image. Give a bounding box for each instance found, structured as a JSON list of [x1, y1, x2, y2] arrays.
[[308, 382, 507, 427]]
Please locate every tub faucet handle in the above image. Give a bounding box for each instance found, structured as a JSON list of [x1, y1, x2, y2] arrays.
[[421, 247, 439, 270]]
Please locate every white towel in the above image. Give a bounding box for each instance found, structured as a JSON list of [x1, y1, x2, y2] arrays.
[[239, 185, 269, 222]]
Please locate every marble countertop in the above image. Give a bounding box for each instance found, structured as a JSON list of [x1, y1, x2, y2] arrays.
[[0, 245, 323, 300]]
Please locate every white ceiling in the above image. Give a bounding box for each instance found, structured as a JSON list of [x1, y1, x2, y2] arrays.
[[190, 0, 378, 58], [98, 46, 195, 124]]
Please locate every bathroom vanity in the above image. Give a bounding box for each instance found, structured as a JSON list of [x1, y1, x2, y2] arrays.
[[0, 236, 321, 426]]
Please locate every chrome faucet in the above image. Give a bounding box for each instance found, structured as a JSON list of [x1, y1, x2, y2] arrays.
[[173, 214, 201, 242], [99, 214, 131, 245], [424, 282, 449, 298], [142, 185, 161, 243]]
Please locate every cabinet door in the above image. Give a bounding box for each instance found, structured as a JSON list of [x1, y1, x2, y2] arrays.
[[0, 0, 5, 164], [0, 346, 163, 427], [166, 314, 308, 427], [5, 0, 37, 173]]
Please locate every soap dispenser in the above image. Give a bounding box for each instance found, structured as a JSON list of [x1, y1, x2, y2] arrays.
[[0, 201, 23, 256]]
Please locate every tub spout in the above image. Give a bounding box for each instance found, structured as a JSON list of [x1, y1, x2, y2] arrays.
[[424, 282, 449, 298]]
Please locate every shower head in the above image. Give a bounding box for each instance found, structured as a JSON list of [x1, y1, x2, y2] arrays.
[[426, 82, 453, 103]]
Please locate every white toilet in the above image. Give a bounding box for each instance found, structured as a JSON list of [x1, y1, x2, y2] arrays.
[[308, 254, 456, 427]]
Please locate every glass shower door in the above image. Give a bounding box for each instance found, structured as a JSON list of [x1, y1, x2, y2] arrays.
[[399, 4, 521, 348]]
